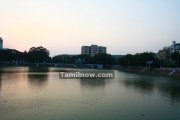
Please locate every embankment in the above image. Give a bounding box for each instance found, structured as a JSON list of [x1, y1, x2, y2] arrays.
[[117, 66, 180, 78]]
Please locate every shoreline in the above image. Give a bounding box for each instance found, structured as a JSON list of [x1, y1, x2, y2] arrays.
[[116, 66, 180, 78], [0, 63, 180, 78]]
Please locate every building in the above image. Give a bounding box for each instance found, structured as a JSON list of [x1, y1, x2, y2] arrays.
[[81, 46, 90, 55], [0, 37, 3, 49], [98, 46, 106, 53], [158, 49, 170, 60], [170, 41, 180, 53], [81, 45, 107, 56], [158, 41, 180, 60], [89, 45, 99, 56]]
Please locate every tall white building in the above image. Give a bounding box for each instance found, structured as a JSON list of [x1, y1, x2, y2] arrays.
[[81, 44, 107, 56], [0, 37, 3, 49]]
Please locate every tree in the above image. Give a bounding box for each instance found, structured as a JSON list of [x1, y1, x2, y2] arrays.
[[73, 54, 92, 64], [28, 46, 50, 62], [171, 52, 180, 66], [52, 55, 73, 63], [0, 49, 25, 62], [92, 53, 115, 65], [118, 52, 158, 67], [118, 54, 134, 66]]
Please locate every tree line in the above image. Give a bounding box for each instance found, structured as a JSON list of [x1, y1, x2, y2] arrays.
[[0, 46, 179, 67], [0, 46, 50, 63]]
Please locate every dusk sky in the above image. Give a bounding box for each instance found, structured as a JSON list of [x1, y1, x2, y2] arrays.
[[0, 0, 180, 56]]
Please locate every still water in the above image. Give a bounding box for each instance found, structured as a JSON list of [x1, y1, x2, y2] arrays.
[[0, 67, 180, 120]]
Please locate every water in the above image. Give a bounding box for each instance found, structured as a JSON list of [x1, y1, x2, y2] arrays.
[[0, 67, 180, 120]]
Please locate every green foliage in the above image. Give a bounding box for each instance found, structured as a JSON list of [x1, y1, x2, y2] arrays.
[[118, 54, 134, 66], [157, 52, 180, 67], [73, 54, 92, 64], [52, 55, 73, 63], [118, 52, 158, 67], [0, 49, 26, 62], [92, 53, 115, 65], [52, 53, 115, 65], [28, 46, 50, 62], [171, 52, 180, 66]]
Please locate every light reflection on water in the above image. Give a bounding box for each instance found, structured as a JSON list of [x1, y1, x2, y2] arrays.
[[117, 71, 180, 102], [0, 67, 180, 120]]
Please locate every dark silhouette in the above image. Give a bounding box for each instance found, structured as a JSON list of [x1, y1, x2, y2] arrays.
[[73, 54, 92, 64], [0, 45, 179, 68], [118, 52, 159, 67], [0, 49, 26, 62], [52, 53, 115, 65], [171, 52, 180, 67], [52, 55, 73, 63], [28, 46, 50, 63], [92, 53, 115, 65]]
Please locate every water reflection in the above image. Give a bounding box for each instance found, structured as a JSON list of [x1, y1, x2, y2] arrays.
[[80, 78, 108, 88], [27, 67, 49, 88], [119, 73, 180, 102], [0, 73, 1, 91], [28, 67, 49, 73], [121, 77, 154, 94], [156, 81, 180, 102], [0, 67, 180, 120], [0, 67, 29, 73], [0, 67, 29, 92]]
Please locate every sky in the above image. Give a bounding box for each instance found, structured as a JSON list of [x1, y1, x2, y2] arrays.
[[0, 0, 180, 56]]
